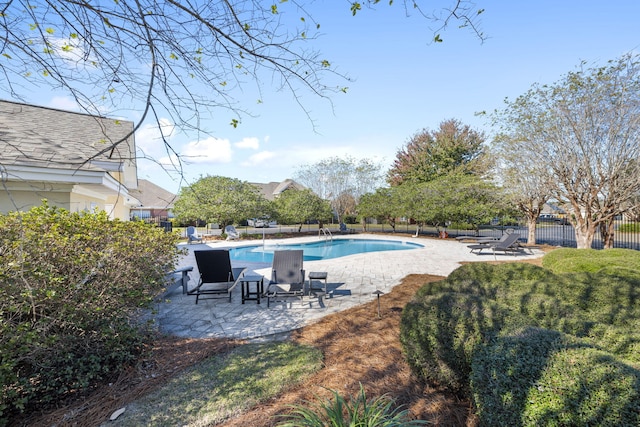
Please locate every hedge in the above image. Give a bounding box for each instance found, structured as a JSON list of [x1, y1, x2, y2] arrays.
[[400, 249, 640, 426], [0, 203, 181, 423]]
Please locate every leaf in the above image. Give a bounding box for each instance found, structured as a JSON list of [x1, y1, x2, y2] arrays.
[[271, 4, 278, 14], [45, 27, 55, 35], [434, 34, 443, 43], [350, 2, 361, 16], [321, 59, 330, 67], [2, 53, 11, 59], [230, 119, 239, 128]]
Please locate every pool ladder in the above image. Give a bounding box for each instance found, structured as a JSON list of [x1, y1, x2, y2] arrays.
[[319, 227, 333, 241]]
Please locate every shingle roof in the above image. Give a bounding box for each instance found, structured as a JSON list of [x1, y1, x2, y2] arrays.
[[250, 179, 305, 200], [129, 179, 177, 208], [0, 100, 134, 172]]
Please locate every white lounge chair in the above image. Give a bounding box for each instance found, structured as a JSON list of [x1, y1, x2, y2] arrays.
[[186, 226, 203, 244], [225, 225, 240, 240]]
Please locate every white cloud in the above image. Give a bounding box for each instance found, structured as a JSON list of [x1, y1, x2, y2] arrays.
[[135, 119, 175, 156], [181, 137, 233, 164], [48, 96, 80, 112], [242, 151, 275, 166], [235, 136, 260, 150]]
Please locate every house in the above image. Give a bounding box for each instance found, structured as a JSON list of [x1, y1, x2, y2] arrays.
[[250, 179, 305, 201], [0, 100, 139, 220], [128, 179, 177, 220]]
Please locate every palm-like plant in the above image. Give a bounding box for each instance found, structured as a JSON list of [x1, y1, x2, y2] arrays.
[[276, 384, 429, 426]]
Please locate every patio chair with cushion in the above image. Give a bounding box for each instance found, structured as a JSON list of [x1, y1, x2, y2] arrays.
[[190, 249, 246, 303], [265, 250, 305, 308]]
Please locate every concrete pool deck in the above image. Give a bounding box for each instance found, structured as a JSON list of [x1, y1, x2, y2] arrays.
[[154, 233, 545, 340]]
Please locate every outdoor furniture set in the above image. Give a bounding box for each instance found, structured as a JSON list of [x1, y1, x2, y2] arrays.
[[183, 249, 327, 307]]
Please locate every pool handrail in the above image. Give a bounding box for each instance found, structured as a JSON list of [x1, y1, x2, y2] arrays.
[[319, 227, 333, 241]]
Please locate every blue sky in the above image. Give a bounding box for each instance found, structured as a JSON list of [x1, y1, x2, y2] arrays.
[[25, 2, 640, 194]]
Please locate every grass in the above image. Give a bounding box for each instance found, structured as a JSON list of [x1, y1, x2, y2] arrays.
[[108, 342, 322, 426]]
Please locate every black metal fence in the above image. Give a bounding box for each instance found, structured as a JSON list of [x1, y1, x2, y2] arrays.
[[370, 220, 640, 250]]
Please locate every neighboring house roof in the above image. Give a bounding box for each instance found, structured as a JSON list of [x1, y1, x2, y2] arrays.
[[129, 179, 177, 209], [251, 179, 305, 201]]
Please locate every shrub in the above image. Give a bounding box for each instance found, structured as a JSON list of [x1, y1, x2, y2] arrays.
[[470, 327, 568, 426], [400, 292, 511, 393], [0, 203, 181, 422], [522, 346, 640, 426], [402, 250, 640, 425], [541, 247, 640, 275], [471, 327, 640, 426], [276, 384, 428, 427], [617, 222, 640, 233]]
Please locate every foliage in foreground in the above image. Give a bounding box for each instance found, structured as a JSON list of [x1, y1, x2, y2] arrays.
[[400, 249, 640, 426], [277, 383, 428, 427], [0, 203, 181, 424]]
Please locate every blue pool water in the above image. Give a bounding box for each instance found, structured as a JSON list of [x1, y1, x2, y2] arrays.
[[228, 238, 423, 263]]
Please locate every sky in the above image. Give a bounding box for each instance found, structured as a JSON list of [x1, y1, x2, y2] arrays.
[[15, 1, 640, 195]]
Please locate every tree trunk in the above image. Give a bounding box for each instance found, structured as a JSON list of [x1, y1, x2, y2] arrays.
[[574, 219, 597, 249], [527, 218, 537, 244], [600, 218, 616, 249]]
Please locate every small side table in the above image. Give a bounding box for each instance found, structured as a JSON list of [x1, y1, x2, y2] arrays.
[[308, 271, 328, 294], [241, 275, 264, 304]]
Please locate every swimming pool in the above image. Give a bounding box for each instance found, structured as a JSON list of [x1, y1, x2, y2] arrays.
[[228, 238, 423, 263]]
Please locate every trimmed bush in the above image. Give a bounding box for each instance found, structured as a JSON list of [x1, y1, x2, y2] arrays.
[[401, 249, 640, 425], [400, 292, 511, 393], [522, 346, 640, 426], [472, 327, 640, 426], [470, 327, 567, 426], [0, 203, 181, 422], [541, 248, 640, 275]]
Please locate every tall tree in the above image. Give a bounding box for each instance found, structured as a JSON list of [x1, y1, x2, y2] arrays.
[[172, 175, 266, 227], [387, 118, 490, 186], [492, 53, 640, 249], [396, 174, 506, 236], [357, 187, 403, 232], [0, 1, 485, 175], [493, 133, 553, 244], [294, 156, 384, 222], [272, 188, 332, 232]]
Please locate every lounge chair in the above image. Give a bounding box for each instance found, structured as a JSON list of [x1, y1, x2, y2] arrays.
[[456, 228, 514, 243], [190, 250, 246, 303], [468, 233, 522, 256], [339, 223, 355, 234], [265, 250, 305, 308], [186, 226, 203, 244], [225, 225, 240, 240]]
